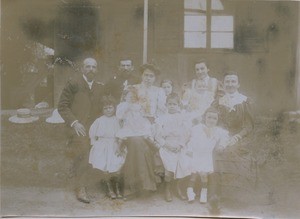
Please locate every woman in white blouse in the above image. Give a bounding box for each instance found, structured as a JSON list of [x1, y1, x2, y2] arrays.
[[121, 64, 167, 199]]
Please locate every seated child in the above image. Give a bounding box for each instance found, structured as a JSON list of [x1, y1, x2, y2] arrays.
[[154, 93, 191, 202], [89, 96, 126, 199], [116, 86, 153, 140], [186, 107, 229, 212], [181, 79, 215, 124]]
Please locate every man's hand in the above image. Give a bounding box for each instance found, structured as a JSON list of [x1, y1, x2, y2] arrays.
[[73, 122, 86, 136]]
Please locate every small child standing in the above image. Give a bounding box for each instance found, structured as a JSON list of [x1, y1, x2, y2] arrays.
[[186, 107, 229, 212], [154, 93, 191, 202], [89, 96, 126, 199]]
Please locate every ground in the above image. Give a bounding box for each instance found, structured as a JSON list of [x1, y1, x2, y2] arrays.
[[1, 110, 300, 218]]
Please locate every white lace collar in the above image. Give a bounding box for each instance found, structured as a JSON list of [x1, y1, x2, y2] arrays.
[[219, 92, 247, 112]]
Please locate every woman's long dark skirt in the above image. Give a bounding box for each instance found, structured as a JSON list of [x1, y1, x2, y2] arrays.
[[123, 136, 157, 195]]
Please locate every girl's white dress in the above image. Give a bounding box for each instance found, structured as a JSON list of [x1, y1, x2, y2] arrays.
[[115, 102, 152, 138], [155, 112, 191, 178], [187, 123, 229, 173], [89, 115, 126, 173]]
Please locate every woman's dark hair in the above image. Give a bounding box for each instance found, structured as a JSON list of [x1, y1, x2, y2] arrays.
[[139, 63, 161, 75], [195, 59, 209, 68]]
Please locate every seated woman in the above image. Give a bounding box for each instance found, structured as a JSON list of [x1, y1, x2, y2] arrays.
[[116, 86, 153, 140], [212, 71, 255, 205], [121, 63, 167, 199]]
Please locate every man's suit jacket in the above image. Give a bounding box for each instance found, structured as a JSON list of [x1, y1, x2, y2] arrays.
[[104, 73, 140, 101], [58, 75, 105, 131]]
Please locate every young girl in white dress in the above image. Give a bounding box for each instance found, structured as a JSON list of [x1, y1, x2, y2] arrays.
[[89, 96, 126, 199], [186, 107, 229, 207], [154, 93, 191, 202]]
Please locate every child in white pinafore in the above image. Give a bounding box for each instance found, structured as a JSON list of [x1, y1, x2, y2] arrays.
[[186, 107, 229, 209], [89, 96, 126, 199], [154, 93, 191, 202]]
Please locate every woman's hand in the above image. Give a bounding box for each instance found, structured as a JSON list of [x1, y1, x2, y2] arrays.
[[228, 134, 242, 146], [116, 144, 126, 157]]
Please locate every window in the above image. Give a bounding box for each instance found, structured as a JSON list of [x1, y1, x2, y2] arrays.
[[184, 0, 234, 49]]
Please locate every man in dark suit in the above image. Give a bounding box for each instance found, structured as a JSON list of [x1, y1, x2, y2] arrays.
[[104, 59, 140, 101], [58, 57, 104, 203]]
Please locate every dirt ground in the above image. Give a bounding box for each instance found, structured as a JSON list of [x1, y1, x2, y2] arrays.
[[1, 111, 300, 218]]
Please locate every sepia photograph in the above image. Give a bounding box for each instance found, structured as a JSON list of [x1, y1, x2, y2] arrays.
[[1, 0, 300, 218]]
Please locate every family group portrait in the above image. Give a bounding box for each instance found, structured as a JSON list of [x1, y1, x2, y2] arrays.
[[1, 0, 300, 218]]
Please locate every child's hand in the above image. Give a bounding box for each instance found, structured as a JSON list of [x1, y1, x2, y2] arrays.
[[116, 146, 126, 157], [116, 150, 124, 157]]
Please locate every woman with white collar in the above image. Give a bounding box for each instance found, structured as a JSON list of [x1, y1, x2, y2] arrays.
[[212, 71, 255, 208], [217, 71, 254, 145]]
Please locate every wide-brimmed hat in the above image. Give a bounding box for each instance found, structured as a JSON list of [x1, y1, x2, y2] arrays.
[[46, 108, 65, 124], [9, 108, 39, 124], [139, 63, 161, 75]]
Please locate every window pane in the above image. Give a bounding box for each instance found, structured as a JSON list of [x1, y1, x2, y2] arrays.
[[212, 0, 224, 10], [184, 0, 206, 10], [184, 32, 206, 48], [185, 0, 224, 11], [184, 15, 206, 31], [211, 32, 233, 48], [211, 16, 233, 31]]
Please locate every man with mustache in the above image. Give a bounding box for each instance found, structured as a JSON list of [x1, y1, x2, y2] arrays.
[[104, 59, 140, 101], [58, 57, 105, 203]]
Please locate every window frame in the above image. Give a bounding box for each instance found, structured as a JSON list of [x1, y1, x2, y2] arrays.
[[182, 0, 234, 52]]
